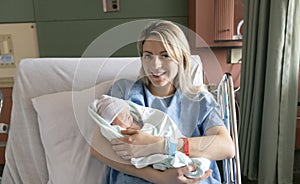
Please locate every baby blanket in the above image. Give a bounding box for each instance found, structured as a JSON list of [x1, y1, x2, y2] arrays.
[[88, 100, 210, 178]]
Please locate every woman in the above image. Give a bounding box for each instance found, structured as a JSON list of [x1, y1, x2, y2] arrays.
[[91, 20, 235, 184]]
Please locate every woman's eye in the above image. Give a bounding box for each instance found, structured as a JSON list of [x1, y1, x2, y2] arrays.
[[143, 55, 152, 60], [161, 55, 171, 60]]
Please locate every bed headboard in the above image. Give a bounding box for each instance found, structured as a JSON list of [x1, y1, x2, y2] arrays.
[[2, 56, 203, 183]]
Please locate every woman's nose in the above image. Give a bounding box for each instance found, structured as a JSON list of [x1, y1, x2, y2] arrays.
[[152, 56, 162, 68]]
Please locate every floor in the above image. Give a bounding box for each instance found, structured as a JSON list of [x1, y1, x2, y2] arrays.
[[294, 150, 300, 183], [217, 150, 300, 184], [241, 150, 300, 184], [0, 164, 3, 184]]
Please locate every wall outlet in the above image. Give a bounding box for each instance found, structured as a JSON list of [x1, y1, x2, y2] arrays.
[[228, 48, 242, 64], [102, 0, 120, 12], [0, 34, 15, 68]]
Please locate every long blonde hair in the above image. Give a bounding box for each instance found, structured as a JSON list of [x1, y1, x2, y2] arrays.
[[137, 20, 207, 96]]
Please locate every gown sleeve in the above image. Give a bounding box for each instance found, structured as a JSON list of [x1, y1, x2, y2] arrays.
[[198, 92, 224, 134], [107, 79, 135, 99]]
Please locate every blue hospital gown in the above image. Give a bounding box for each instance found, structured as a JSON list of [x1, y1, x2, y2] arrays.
[[105, 79, 223, 184]]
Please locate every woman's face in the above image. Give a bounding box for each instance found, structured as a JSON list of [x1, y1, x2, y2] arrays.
[[142, 38, 178, 96]]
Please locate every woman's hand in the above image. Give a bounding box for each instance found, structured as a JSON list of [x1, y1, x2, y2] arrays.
[[111, 128, 165, 160], [154, 165, 212, 184]]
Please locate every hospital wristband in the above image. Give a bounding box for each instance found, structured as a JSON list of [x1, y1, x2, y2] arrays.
[[166, 137, 177, 156], [183, 138, 189, 156]]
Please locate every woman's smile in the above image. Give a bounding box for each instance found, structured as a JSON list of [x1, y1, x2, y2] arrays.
[[150, 71, 167, 78]]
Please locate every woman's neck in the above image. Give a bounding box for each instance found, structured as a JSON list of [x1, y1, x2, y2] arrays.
[[147, 84, 175, 97]]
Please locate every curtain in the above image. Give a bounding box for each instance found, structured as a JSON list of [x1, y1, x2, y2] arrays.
[[239, 0, 300, 183]]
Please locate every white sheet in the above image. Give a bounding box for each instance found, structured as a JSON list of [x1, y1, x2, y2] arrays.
[[2, 56, 203, 184]]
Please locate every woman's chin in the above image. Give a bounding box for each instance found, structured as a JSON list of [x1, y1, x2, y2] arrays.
[[150, 79, 168, 87]]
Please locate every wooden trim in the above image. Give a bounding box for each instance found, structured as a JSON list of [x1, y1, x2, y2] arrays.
[[0, 77, 14, 88]]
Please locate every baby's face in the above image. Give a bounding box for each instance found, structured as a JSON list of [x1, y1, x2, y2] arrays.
[[111, 108, 133, 128]]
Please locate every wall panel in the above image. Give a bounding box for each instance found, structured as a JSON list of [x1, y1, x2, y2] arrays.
[[0, 0, 34, 22], [34, 0, 187, 21], [37, 17, 188, 57]]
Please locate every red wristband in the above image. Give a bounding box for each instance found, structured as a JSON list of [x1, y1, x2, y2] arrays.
[[183, 138, 189, 156]]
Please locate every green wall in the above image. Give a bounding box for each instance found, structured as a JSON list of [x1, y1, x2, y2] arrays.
[[0, 0, 188, 57], [0, 0, 35, 22]]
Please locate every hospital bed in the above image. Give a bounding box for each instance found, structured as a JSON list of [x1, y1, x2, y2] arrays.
[[1, 56, 240, 184]]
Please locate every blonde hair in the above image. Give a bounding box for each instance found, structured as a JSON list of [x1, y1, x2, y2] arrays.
[[137, 20, 206, 96]]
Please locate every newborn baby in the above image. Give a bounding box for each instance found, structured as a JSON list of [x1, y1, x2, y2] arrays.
[[89, 94, 211, 178]]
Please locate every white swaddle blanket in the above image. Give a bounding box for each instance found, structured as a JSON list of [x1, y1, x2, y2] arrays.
[[88, 99, 210, 178]]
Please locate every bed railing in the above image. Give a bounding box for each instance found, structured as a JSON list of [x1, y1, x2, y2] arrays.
[[217, 73, 241, 184]]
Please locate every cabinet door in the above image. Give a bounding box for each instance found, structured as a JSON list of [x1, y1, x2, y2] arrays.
[[188, 0, 243, 48], [214, 0, 234, 41]]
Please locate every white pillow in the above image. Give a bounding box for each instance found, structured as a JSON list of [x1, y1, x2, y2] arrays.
[[32, 80, 118, 184]]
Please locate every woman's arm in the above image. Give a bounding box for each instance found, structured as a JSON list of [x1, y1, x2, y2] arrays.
[[90, 146, 212, 184], [113, 126, 234, 161], [91, 146, 155, 181], [91, 127, 211, 183], [179, 125, 235, 160]]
